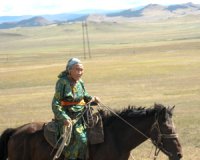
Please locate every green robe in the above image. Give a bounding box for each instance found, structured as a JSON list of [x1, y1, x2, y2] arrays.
[[52, 71, 92, 159]]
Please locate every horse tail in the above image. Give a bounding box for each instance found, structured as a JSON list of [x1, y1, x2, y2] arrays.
[[0, 128, 16, 160]]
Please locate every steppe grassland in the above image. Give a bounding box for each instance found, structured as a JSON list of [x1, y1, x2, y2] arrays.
[[0, 16, 200, 159]]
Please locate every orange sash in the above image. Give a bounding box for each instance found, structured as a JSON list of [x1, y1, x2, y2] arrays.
[[61, 99, 86, 107]]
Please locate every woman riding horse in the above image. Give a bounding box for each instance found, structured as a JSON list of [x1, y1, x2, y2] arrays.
[[0, 104, 183, 160], [52, 58, 100, 160]]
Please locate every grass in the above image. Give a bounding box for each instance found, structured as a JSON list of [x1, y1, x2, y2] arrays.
[[0, 16, 200, 159]]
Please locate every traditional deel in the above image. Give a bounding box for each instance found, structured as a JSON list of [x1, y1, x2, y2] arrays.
[[52, 71, 92, 159]]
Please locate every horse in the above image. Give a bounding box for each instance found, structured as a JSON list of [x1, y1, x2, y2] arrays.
[[0, 103, 183, 160]]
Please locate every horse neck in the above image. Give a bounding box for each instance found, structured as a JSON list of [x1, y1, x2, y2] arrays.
[[113, 115, 155, 152]]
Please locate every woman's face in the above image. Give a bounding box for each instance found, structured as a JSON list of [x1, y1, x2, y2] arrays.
[[69, 64, 84, 81]]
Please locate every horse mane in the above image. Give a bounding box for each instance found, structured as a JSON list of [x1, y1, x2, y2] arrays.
[[98, 103, 169, 126]]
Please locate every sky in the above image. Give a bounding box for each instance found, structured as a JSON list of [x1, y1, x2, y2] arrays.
[[0, 0, 200, 16]]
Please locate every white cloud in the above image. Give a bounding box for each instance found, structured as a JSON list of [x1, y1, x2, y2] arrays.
[[0, 0, 199, 16], [134, 0, 200, 6]]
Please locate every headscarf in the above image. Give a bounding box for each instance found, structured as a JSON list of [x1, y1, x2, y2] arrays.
[[66, 58, 82, 72]]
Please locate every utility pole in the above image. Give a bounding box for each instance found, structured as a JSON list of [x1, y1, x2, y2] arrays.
[[82, 21, 91, 59], [82, 21, 86, 59]]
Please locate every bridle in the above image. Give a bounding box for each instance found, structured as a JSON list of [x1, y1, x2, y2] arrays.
[[96, 102, 181, 160], [150, 115, 179, 160]]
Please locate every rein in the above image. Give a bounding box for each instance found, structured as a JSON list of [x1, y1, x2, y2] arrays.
[[52, 102, 99, 159], [83, 103, 99, 128], [98, 102, 150, 140], [52, 123, 73, 160], [51, 104, 90, 160]]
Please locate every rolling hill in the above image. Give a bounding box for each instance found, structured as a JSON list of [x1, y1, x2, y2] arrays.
[[85, 2, 200, 22], [0, 16, 53, 29], [0, 2, 200, 28]]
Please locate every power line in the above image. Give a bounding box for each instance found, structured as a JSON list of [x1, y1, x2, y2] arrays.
[[82, 21, 91, 59]]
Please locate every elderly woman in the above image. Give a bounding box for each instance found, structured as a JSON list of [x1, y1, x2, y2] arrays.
[[52, 58, 100, 160]]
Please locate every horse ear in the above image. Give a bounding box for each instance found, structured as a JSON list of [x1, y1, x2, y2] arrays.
[[159, 107, 167, 120], [170, 105, 175, 113]]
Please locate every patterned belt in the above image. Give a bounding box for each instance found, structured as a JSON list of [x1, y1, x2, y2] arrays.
[[61, 99, 86, 107]]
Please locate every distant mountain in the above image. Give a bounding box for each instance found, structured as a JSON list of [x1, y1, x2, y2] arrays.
[[0, 2, 200, 29], [86, 2, 200, 22], [167, 2, 200, 11], [18, 16, 52, 26], [0, 16, 52, 29], [0, 10, 116, 24]]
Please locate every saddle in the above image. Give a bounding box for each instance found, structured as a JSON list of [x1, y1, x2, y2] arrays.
[[44, 112, 104, 148], [44, 121, 58, 148]]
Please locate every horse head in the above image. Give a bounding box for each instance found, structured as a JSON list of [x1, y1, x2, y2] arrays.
[[149, 104, 183, 160]]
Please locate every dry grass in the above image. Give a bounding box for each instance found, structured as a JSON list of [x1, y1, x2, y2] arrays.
[[0, 17, 200, 159]]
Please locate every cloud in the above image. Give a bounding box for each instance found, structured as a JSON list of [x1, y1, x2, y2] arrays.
[[0, 0, 199, 16], [134, 0, 200, 6]]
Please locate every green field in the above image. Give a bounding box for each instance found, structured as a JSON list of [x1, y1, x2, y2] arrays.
[[0, 16, 200, 159]]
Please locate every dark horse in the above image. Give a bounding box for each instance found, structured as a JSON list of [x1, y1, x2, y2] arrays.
[[0, 104, 182, 160]]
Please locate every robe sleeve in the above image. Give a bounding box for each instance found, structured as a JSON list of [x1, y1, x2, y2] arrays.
[[52, 78, 71, 120]]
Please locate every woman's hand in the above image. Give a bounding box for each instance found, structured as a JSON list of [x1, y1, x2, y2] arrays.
[[90, 96, 101, 104], [63, 119, 72, 127], [93, 96, 101, 103], [87, 96, 101, 105]]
